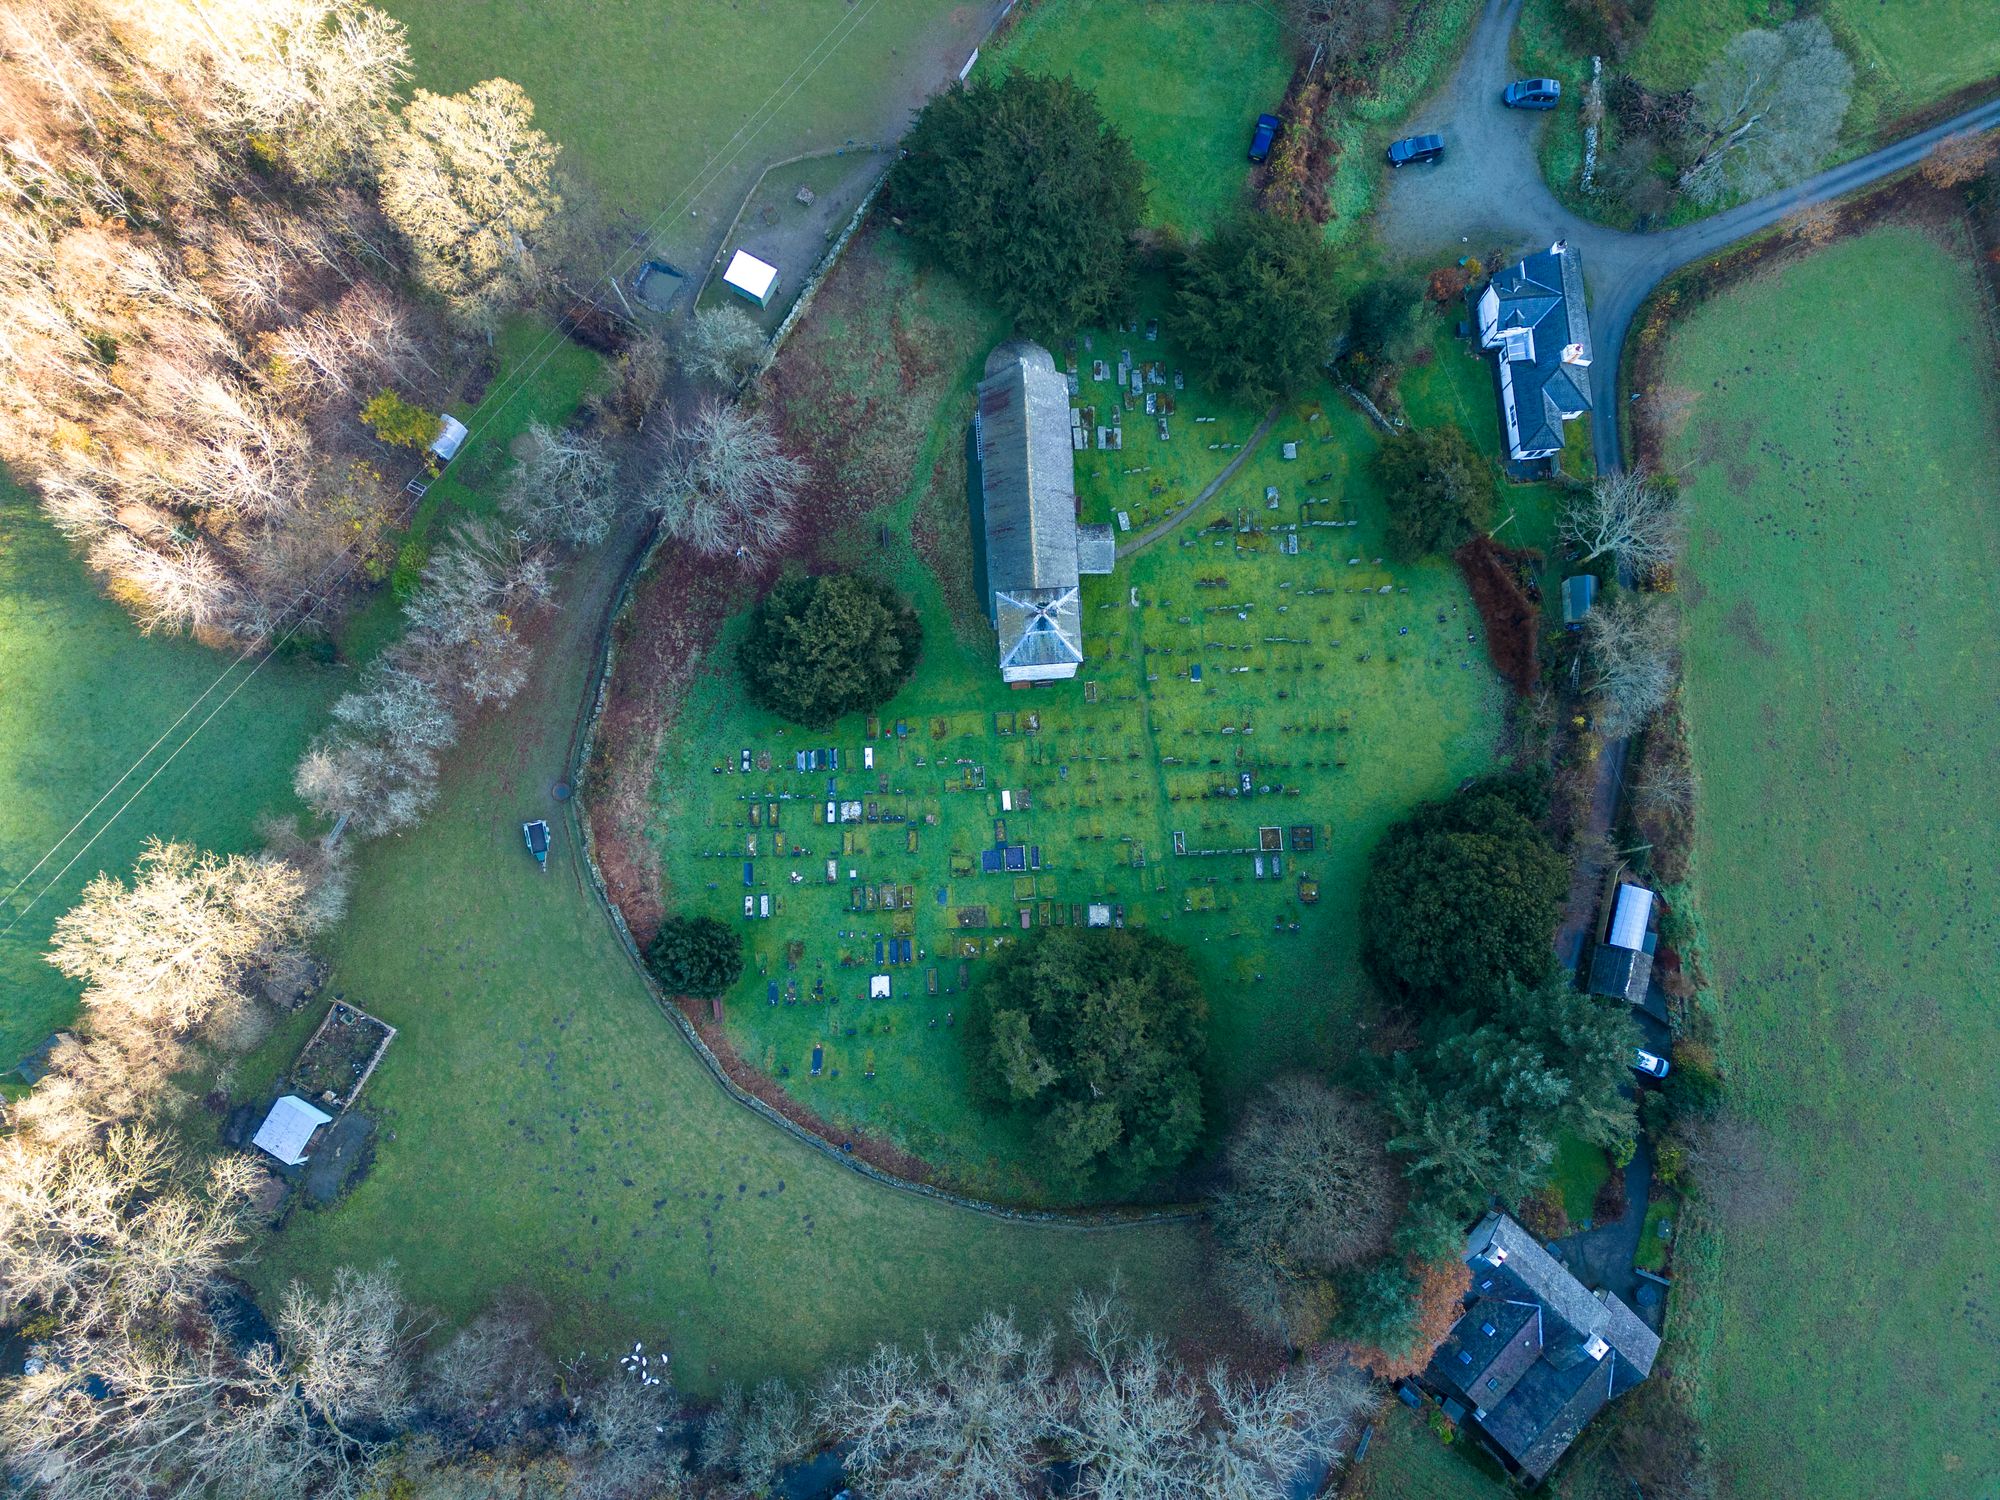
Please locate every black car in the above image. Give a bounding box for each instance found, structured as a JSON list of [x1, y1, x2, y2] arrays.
[[1503, 77, 1562, 109], [1248, 112, 1281, 164], [1385, 133, 1445, 167]]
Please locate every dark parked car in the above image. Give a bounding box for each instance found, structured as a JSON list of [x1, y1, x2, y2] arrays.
[[1503, 77, 1562, 109], [1248, 112, 1281, 164], [1385, 133, 1445, 167]]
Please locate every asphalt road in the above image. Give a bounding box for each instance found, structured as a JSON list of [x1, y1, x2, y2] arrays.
[[1376, 0, 2000, 472]]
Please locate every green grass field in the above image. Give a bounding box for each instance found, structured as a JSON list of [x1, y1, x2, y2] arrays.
[[647, 236, 1544, 1203], [0, 483, 340, 1065], [245, 511, 1209, 1392], [1346, 1403, 1515, 1499], [1658, 223, 2000, 1497], [979, 0, 1292, 235], [380, 0, 980, 262]]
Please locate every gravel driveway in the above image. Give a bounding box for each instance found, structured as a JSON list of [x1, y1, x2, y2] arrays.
[[1376, 0, 2000, 471]]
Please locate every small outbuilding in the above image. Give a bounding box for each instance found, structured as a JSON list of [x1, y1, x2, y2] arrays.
[[1562, 574, 1597, 628], [251, 1094, 334, 1168], [1588, 880, 1657, 1004], [722, 249, 781, 308], [428, 413, 469, 464]]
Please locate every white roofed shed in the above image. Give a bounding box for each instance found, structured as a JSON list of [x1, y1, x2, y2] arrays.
[[252, 1095, 333, 1167], [428, 413, 468, 462], [722, 249, 780, 308], [1606, 883, 1654, 951]]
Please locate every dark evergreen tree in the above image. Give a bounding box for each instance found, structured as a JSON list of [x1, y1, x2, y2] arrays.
[[1376, 968, 1640, 1257], [964, 927, 1207, 1192], [888, 71, 1143, 339], [1372, 424, 1494, 558], [738, 572, 923, 728], [645, 915, 744, 998], [1173, 211, 1346, 404], [1360, 774, 1568, 1012]]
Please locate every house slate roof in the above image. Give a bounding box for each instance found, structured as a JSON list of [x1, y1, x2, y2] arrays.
[[1482, 244, 1592, 458], [1435, 1297, 1544, 1411], [1076, 523, 1117, 576], [977, 341, 1080, 595], [1435, 1213, 1661, 1483], [1468, 1213, 1604, 1352], [1479, 1345, 1618, 1481]]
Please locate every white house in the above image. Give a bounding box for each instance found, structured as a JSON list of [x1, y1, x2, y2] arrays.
[[1477, 242, 1593, 463]]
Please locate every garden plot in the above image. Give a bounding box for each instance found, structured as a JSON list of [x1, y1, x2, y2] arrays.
[[652, 307, 1510, 1204], [288, 1001, 396, 1113]]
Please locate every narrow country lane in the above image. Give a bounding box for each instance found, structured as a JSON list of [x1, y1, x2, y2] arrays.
[[1376, 0, 2000, 471]]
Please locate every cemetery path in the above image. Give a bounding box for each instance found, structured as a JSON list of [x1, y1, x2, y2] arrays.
[[1117, 405, 1284, 559], [1375, 0, 2000, 472]]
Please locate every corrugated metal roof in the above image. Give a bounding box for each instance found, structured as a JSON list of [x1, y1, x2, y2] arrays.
[[1608, 883, 1654, 950], [252, 1094, 332, 1167]]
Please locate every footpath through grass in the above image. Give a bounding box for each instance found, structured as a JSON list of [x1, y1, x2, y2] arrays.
[[1659, 223, 2000, 1497], [0, 481, 339, 1064]]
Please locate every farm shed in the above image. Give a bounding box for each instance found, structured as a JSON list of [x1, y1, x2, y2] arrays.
[[251, 1094, 334, 1167], [1588, 880, 1657, 1004], [970, 341, 1116, 683], [722, 249, 780, 308]]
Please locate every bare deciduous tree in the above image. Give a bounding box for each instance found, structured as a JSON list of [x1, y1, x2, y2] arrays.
[[46, 839, 314, 1036], [679, 304, 765, 386], [1560, 470, 1686, 574], [375, 78, 562, 327], [1582, 592, 1679, 737], [0, 1126, 256, 1328], [1286, 0, 1401, 71], [645, 398, 805, 561], [817, 1311, 1054, 1500], [400, 521, 551, 702], [1190, 1358, 1373, 1500], [1634, 742, 1696, 821], [503, 420, 622, 547], [1213, 1077, 1400, 1336], [178, 0, 412, 182], [1680, 20, 1852, 204]]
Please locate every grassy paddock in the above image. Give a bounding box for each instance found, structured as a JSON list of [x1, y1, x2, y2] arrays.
[[245, 516, 1208, 1391], [0, 481, 340, 1061], [1659, 223, 2000, 1497], [380, 0, 981, 262], [978, 0, 1292, 235]]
